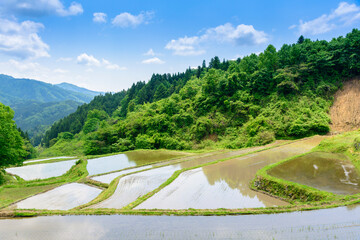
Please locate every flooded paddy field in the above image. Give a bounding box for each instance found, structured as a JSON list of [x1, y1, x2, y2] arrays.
[[5, 160, 77, 180], [86, 151, 187, 176], [136, 137, 323, 209], [268, 151, 360, 195], [91, 141, 286, 184], [1, 204, 360, 239], [91, 142, 287, 209], [11, 183, 101, 210], [23, 156, 76, 164]]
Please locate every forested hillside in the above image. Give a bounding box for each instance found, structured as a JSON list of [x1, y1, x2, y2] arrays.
[[0, 75, 95, 105], [12, 100, 82, 145], [42, 29, 360, 156], [41, 65, 230, 147], [0, 75, 105, 145]]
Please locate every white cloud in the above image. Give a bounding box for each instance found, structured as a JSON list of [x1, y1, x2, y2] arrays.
[[9, 59, 40, 71], [142, 57, 165, 64], [54, 68, 68, 74], [57, 57, 72, 62], [77, 53, 126, 70], [294, 2, 360, 35], [165, 23, 267, 56], [0, 0, 83, 17], [202, 23, 268, 45], [165, 36, 205, 56], [0, 18, 49, 59], [77, 53, 101, 66], [102, 58, 126, 70], [112, 11, 154, 28], [144, 48, 155, 56], [93, 12, 107, 23]]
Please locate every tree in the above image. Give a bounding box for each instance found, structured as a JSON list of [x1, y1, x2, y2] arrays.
[[0, 103, 26, 168], [297, 35, 305, 44]]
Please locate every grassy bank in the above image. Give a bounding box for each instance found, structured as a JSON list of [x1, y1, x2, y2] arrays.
[[0, 159, 88, 209], [4, 135, 360, 217], [251, 131, 360, 204]]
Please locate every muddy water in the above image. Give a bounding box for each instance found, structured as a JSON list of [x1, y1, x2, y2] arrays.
[[12, 183, 101, 210], [90, 142, 283, 184], [268, 151, 360, 195], [5, 160, 76, 180], [91, 166, 153, 184], [136, 137, 324, 209], [92, 165, 182, 209], [1, 204, 360, 239], [87, 151, 186, 176], [91, 142, 287, 209]]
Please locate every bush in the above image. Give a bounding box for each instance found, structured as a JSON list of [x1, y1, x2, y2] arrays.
[[135, 134, 155, 149]]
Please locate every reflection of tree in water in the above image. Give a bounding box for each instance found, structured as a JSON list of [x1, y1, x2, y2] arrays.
[[268, 152, 360, 195], [201, 141, 321, 199], [125, 150, 183, 165]]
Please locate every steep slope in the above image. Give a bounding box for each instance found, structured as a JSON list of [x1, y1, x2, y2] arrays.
[[329, 78, 360, 132], [12, 100, 82, 144]]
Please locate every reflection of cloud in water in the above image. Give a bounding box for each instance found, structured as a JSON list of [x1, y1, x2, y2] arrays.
[[6, 160, 76, 180], [137, 137, 324, 209], [1, 216, 107, 240], [15, 183, 101, 210]]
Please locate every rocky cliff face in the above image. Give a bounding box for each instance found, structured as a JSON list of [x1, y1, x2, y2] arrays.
[[330, 78, 360, 132]]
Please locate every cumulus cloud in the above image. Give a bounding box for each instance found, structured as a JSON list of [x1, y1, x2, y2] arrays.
[[165, 23, 268, 56], [102, 58, 126, 70], [293, 2, 360, 35], [77, 53, 126, 70], [142, 57, 165, 64], [112, 11, 154, 28], [93, 12, 107, 23], [0, 18, 49, 59], [0, 0, 83, 17], [77, 53, 100, 66], [165, 36, 205, 56]]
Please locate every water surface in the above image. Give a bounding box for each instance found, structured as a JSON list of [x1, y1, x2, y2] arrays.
[[1, 204, 360, 239], [13, 183, 101, 210], [91, 142, 289, 209], [268, 151, 360, 195], [24, 156, 76, 164], [87, 151, 186, 176], [137, 137, 323, 209], [5, 160, 76, 180]]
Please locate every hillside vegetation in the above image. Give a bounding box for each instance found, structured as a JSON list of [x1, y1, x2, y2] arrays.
[[0, 75, 105, 145], [42, 29, 360, 156]]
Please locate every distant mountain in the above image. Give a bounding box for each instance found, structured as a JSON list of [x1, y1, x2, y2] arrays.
[[55, 82, 103, 98], [12, 100, 83, 145], [0, 74, 103, 145], [0, 74, 95, 105]]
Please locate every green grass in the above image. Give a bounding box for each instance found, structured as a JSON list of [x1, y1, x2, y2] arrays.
[[4, 134, 360, 217], [0, 159, 88, 209]]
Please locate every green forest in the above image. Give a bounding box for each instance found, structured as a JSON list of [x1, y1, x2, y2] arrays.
[[35, 29, 360, 156]]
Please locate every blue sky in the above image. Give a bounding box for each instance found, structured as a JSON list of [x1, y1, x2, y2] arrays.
[[0, 0, 359, 92]]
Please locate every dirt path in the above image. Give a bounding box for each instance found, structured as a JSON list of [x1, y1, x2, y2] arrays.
[[330, 78, 360, 132]]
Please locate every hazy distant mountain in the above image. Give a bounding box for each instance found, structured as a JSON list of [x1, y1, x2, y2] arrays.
[[0, 74, 95, 105], [0, 74, 102, 144], [55, 82, 103, 98]]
